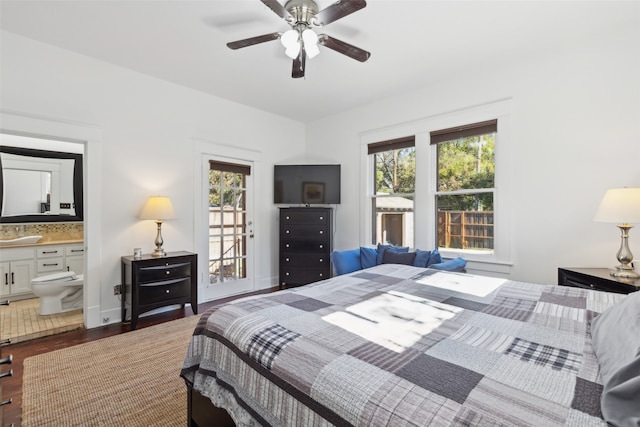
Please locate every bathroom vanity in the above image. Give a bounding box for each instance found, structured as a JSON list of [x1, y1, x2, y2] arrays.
[[0, 242, 84, 299]]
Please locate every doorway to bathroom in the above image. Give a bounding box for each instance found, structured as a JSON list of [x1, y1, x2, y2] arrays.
[[0, 132, 85, 343]]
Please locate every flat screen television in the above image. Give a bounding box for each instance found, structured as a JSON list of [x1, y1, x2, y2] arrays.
[[274, 164, 341, 204]]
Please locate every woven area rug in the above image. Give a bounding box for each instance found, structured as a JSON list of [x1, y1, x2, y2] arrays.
[[22, 315, 199, 426]]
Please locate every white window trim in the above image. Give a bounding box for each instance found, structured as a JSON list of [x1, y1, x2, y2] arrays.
[[360, 98, 513, 271]]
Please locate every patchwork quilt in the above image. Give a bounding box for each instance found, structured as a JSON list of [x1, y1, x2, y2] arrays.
[[181, 264, 624, 426]]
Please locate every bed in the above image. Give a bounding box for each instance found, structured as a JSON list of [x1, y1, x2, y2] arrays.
[[181, 263, 640, 426]]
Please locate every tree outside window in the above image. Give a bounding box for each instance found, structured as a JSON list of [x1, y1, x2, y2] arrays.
[[435, 129, 496, 253]]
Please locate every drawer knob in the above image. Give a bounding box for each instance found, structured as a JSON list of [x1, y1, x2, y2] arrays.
[[319, 273, 323, 277], [286, 272, 290, 276], [166, 271, 170, 275], [590, 284, 595, 288], [0, 355, 12, 365], [319, 216, 324, 220], [0, 398, 12, 406], [319, 258, 323, 262], [166, 290, 170, 293], [0, 369, 12, 379], [286, 258, 290, 262], [286, 244, 290, 248], [286, 230, 290, 234], [319, 244, 324, 249], [285, 216, 290, 220], [319, 231, 323, 234]]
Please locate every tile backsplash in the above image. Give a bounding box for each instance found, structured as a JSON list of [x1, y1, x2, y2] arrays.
[[0, 222, 84, 241]]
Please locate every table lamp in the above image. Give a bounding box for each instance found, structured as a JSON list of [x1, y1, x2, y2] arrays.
[[594, 188, 640, 279], [139, 196, 176, 257]]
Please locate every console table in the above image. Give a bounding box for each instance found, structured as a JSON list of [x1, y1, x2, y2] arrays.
[[558, 267, 640, 294], [121, 251, 197, 330]]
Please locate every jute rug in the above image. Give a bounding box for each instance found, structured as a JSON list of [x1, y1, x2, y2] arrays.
[[22, 315, 200, 426]]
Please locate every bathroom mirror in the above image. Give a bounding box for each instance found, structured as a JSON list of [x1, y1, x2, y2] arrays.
[[0, 146, 83, 223]]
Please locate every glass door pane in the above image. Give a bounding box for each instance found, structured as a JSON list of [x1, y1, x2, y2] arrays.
[[208, 168, 247, 285]]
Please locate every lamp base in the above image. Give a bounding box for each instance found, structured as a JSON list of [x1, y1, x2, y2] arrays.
[[610, 266, 640, 279], [151, 248, 166, 257]]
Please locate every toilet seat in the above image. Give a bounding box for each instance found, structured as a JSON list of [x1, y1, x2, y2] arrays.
[[32, 271, 81, 284]]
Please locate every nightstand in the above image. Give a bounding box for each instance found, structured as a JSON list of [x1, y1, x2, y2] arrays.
[[558, 267, 640, 294], [121, 251, 198, 330]]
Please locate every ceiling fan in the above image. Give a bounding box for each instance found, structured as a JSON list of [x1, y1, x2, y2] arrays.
[[227, 0, 371, 78]]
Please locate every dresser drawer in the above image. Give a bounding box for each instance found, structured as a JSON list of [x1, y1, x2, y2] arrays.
[[282, 253, 329, 267], [65, 245, 85, 256], [138, 262, 191, 283], [281, 224, 329, 238], [139, 278, 190, 305], [281, 239, 329, 253], [37, 246, 64, 258], [281, 268, 329, 285], [37, 257, 64, 273], [281, 210, 329, 224]]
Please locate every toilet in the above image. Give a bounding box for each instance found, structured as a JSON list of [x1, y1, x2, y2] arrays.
[[31, 271, 84, 315]]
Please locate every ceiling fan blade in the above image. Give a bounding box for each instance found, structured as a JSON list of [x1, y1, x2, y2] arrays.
[[260, 0, 293, 20], [292, 46, 306, 78], [227, 32, 280, 50], [318, 34, 370, 62], [314, 0, 366, 26]]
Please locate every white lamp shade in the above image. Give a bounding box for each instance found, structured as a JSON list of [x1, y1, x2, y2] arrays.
[[594, 188, 640, 224], [302, 29, 320, 59], [281, 29, 301, 59], [139, 196, 176, 220]]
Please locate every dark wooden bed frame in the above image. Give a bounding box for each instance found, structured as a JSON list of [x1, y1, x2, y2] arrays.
[[188, 385, 235, 427]]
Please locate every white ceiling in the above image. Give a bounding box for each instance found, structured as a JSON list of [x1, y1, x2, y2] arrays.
[[1, 0, 638, 122]]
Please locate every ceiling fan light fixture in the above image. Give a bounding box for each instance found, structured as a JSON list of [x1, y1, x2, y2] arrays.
[[281, 29, 301, 59], [302, 28, 320, 58]]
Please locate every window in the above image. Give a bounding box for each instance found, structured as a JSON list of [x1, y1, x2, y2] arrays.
[[208, 160, 250, 284], [368, 136, 415, 247], [430, 120, 497, 255]]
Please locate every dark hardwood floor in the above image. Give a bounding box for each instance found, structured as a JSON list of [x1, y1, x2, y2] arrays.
[[2, 290, 271, 427]]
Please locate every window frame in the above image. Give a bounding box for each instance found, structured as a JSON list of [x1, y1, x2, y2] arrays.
[[360, 99, 513, 272], [431, 120, 497, 257], [368, 137, 416, 246]]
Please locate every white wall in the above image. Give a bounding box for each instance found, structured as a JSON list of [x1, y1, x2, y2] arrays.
[[1, 31, 306, 327], [306, 25, 640, 285], [2, 22, 639, 328]]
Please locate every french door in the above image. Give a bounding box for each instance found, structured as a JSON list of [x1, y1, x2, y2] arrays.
[[202, 157, 254, 299]]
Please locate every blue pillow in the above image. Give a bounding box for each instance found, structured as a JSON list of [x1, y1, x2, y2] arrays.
[[382, 250, 416, 265], [426, 248, 443, 267], [430, 257, 467, 272], [360, 247, 378, 269], [376, 244, 409, 265], [331, 249, 361, 276], [413, 249, 431, 267]]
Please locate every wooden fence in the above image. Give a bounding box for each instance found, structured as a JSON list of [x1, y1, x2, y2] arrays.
[[437, 211, 494, 250]]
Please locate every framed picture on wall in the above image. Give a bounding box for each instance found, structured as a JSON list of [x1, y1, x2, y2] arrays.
[[302, 182, 325, 204]]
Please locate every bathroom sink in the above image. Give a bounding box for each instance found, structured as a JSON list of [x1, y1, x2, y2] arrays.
[[0, 235, 43, 247]]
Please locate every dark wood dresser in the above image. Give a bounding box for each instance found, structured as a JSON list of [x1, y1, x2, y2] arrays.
[[558, 267, 640, 294], [121, 251, 197, 330], [0, 299, 12, 425], [279, 207, 333, 290]]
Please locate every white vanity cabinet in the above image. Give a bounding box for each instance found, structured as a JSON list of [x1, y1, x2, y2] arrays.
[[65, 244, 84, 274], [0, 247, 36, 298], [0, 243, 84, 298], [36, 246, 65, 274], [36, 244, 85, 276]]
